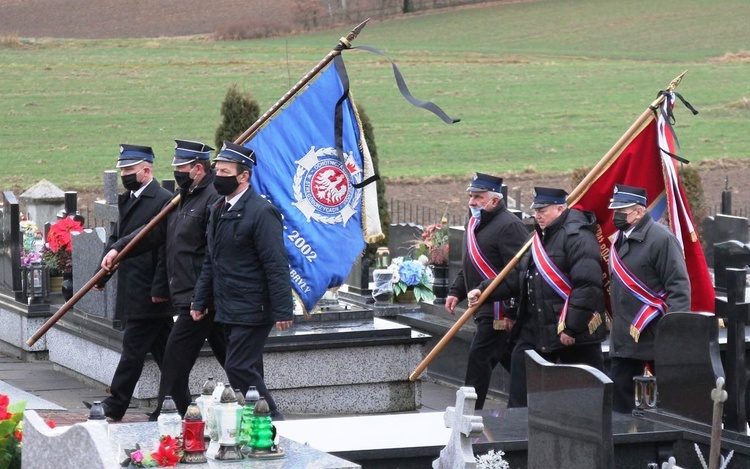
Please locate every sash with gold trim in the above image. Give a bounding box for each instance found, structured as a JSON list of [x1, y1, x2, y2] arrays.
[[466, 216, 505, 329], [531, 231, 602, 335], [610, 232, 667, 343]]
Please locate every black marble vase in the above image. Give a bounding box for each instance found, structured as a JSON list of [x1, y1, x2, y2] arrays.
[[431, 265, 450, 305]]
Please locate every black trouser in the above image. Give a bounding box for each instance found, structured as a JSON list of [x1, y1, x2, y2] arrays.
[[223, 323, 280, 418], [104, 317, 173, 418], [464, 316, 512, 410], [508, 324, 604, 408], [152, 308, 227, 416], [609, 356, 653, 414]]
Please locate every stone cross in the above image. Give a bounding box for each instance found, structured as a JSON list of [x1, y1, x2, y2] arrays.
[[432, 386, 484, 469], [714, 267, 750, 431], [94, 170, 120, 238]]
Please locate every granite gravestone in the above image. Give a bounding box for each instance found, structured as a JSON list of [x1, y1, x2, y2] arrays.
[[525, 350, 615, 469], [713, 240, 750, 294], [18, 179, 65, 229], [0, 191, 23, 300], [72, 228, 116, 319], [432, 386, 483, 469], [22, 410, 119, 469], [654, 312, 724, 425], [703, 214, 749, 268], [387, 223, 422, 260]]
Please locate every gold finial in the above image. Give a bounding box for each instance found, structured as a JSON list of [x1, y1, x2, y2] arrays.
[[667, 70, 688, 91]]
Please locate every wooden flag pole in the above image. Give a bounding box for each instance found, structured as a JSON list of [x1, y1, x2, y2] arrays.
[[26, 194, 181, 346], [408, 71, 688, 382], [233, 19, 369, 145], [26, 20, 371, 346]]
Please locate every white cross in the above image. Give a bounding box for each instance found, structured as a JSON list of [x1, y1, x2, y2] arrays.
[[433, 386, 484, 469]]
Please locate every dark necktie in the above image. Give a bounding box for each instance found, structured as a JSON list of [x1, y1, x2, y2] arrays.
[[221, 202, 231, 215]]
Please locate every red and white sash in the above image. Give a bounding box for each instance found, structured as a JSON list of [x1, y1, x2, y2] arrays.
[[466, 216, 505, 325], [610, 232, 668, 343], [531, 232, 602, 335]]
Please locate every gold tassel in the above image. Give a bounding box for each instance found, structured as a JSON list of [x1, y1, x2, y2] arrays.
[[588, 313, 602, 335], [557, 320, 565, 334], [493, 320, 505, 331], [630, 324, 641, 343]]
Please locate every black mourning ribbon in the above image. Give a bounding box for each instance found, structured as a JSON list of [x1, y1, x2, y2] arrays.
[[351, 45, 460, 125], [648, 90, 699, 165]]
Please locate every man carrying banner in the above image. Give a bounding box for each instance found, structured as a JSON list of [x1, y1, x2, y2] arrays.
[[445, 173, 528, 410], [191, 141, 293, 419], [87, 144, 174, 420], [100, 140, 226, 419], [469, 187, 607, 407], [607, 184, 690, 413]]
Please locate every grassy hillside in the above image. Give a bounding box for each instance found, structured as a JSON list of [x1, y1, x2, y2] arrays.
[[1, 0, 749, 190]]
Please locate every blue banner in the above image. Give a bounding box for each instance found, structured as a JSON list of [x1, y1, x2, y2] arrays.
[[246, 61, 369, 312]]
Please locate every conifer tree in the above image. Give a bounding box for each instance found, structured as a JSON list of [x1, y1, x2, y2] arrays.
[[215, 85, 260, 149]]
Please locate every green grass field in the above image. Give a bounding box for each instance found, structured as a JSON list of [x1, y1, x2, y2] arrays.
[[2, 0, 749, 190]]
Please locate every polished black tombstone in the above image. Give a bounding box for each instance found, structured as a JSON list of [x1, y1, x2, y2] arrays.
[[713, 240, 750, 294], [525, 350, 615, 469], [702, 214, 749, 268], [654, 312, 724, 425], [0, 191, 22, 300], [715, 268, 750, 431]]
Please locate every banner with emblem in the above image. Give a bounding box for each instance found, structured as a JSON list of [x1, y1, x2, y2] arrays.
[[570, 91, 714, 313], [244, 57, 382, 313]]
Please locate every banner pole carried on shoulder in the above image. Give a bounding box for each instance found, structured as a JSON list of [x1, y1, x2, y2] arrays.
[[408, 71, 688, 382], [26, 20, 371, 346]]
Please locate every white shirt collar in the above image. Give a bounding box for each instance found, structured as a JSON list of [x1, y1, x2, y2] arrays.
[[225, 188, 248, 209], [131, 178, 153, 198]]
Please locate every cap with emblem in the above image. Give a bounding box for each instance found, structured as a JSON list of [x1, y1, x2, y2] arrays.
[[608, 184, 647, 209], [171, 140, 214, 166], [530, 187, 568, 209], [213, 141, 256, 166], [466, 173, 503, 193], [117, 144, 155, 168]]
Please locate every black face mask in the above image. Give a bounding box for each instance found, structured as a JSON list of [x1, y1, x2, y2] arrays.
[[214, 175, 240, 196], [173, 171, 193, 190], [121, 173, 142, 192], [613, 212, 631, 231]]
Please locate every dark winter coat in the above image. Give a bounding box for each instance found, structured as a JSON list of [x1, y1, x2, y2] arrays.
[[484, 208, 606, 352], [448, 200, 529, 320], [191, 186, 293, 326], [609, 213, 691, 361], [112, 172, 221, 308], [99, 179, 174, 320]]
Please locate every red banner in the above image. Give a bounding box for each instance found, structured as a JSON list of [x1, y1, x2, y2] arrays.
[[572, 103, 714, 313]]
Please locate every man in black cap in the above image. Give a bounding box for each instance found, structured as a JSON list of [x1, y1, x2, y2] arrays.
[[607, 184, 690, 413], [100, 140, 226, 418], [88, 144, 174, 420], [445, 173, 528, 410], [469, 187, 606, 407], [191, 141, 293, 419]]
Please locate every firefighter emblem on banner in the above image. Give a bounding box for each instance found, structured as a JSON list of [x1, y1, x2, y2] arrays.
[[292, 146, 362, 227]]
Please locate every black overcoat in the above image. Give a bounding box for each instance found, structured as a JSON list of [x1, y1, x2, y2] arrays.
[[100, 179, 173, 320], [609, 213, 691, 360], [192, 187, 293, 326]]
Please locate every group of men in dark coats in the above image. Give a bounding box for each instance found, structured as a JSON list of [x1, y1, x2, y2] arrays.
[[87, 140, 292, 421], [452, 173, 690, 413]]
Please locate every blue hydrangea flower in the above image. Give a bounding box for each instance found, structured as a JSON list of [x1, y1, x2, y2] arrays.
[[399, 260, 423, 286]]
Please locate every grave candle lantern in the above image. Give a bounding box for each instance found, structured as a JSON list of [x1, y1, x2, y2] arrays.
[[214, 386, 243, 460], [181, 401, 207, 464]]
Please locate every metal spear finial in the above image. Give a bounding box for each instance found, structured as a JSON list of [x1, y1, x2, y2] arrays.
[[667, 70, 688, 91]]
